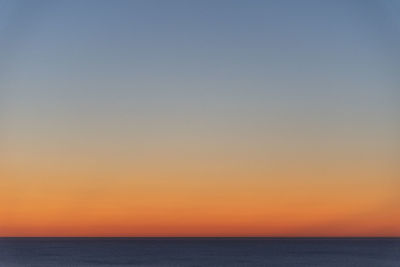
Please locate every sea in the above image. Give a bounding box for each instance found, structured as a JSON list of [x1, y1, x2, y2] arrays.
[[0, 238, 399, 266]]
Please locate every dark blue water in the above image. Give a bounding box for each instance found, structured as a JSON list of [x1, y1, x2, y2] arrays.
[[0, 238, 399, 266]]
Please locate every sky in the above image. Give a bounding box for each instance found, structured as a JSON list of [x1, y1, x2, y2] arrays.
[[0, 0, 399, 237]]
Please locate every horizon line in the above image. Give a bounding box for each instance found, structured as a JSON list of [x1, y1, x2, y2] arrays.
[[1, 236, 399, 239]]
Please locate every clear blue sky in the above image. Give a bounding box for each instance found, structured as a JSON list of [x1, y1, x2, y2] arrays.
[[0, 0, 399, 236]]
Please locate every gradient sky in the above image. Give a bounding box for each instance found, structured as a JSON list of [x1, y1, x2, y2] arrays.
[[1, 0, 399, 237]]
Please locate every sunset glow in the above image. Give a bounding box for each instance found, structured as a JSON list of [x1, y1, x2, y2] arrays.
[[1, 0, 399, 237]]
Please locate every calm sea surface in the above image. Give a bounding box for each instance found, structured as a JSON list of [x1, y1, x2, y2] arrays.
[[0, 238, 399, 266]]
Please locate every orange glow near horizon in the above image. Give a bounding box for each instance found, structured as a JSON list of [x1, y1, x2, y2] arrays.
[[1, 147, 399, 237]]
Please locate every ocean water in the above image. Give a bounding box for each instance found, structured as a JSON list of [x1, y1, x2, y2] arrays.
[[0, 238, 399, 266]]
